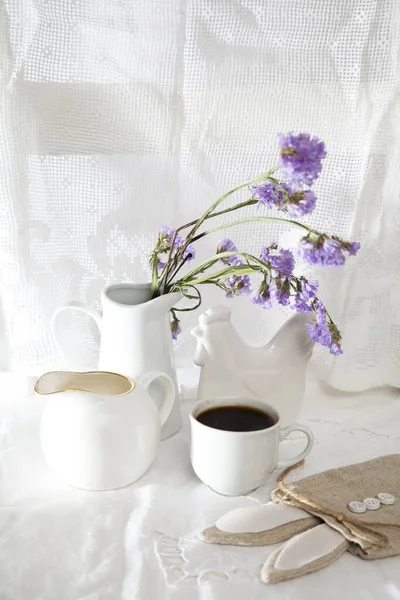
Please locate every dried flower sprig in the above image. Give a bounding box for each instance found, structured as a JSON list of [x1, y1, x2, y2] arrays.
[[148, 133, 360, 354]]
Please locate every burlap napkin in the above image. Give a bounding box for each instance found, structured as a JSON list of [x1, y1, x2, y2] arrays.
[[272, 454, 400, 559]]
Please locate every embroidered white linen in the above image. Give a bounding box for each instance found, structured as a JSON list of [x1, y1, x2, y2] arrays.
[[0, 371, 399, 599]]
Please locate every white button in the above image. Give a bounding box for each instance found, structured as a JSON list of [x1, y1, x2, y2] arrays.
[[377, 493, 395, 505], [348, 501, 366, 514], [363, 498, 381, 511]]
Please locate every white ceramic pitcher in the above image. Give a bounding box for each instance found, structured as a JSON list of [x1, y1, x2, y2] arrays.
[[52, 283, 182, 440], [35, 370, 175, 490]]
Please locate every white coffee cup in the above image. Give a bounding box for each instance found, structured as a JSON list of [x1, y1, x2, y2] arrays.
[[190, 397, 314, 496]]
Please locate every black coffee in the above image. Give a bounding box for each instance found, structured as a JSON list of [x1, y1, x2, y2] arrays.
[[196, 405, 275, 432]]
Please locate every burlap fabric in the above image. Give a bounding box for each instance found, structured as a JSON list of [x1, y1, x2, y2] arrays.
[[199, 514, 320, 547], [272, 454, 400, 558]]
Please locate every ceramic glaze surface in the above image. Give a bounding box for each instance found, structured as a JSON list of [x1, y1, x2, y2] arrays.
[[36, 369, 175, 490]]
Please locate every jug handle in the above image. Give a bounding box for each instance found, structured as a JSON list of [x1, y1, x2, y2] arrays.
[[138, 370, 175, 428], [52, 302, 102, 370]]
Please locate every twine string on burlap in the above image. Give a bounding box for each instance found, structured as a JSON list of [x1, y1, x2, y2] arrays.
[[276, 461, 400, 548]]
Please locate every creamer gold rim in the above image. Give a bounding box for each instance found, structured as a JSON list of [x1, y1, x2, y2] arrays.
[[34, 370, 136, 396]]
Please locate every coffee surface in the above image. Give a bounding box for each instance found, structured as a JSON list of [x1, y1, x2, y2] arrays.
[[196, 405, 275, 432]]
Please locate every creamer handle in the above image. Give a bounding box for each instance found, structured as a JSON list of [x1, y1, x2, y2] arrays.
[[138, 370, 175, 427]]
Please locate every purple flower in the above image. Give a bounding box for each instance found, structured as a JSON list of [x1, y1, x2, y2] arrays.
[[299, 235, 360, 267], [252, 180, 317, 218], [217, 238, 241, 266], [160, 225, 183, 249], [251, 281, 272, 309], [286, 188, 317, 218], [299, 238, 344, 267], [260, 247, 269, 262], [183, 243, 196, 262], [159, 225, 195, 262], [302, 279, 319, 300], [306, 302, 343, 355], [250, 181, 289, 208], [348, 242, 361, 256], [274, 288, 290, 306], [270, 278, 291, 306], [330, 343, 343, 356], [291, 279, 318, 313], [260, 247, 295, 276], [306, 321, 332, 346], [273, 285, 290, 305], [278, 132, 326, 186], [292, 296, 312, 312], [314, 301, 327, 325], [170, 316, 182, 340], [225, 275, 252, 298], [270, 249, 295, 276]]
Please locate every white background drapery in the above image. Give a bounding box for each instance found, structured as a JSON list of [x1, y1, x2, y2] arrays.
[[1, 0, 400, 391]]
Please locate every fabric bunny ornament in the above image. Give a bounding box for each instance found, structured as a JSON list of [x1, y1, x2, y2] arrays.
[[199, 455, 400, 583]]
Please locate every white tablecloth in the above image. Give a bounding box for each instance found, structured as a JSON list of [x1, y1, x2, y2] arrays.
[[1, 369, 400, 600]]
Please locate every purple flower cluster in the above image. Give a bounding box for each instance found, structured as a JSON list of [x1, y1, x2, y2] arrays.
[[250, 133, 325, 218], [156, 226, 196, 273], [285, 189, 317, 218], [160, 226, 196, 262], [225, 274, 252, 298], [278, 132, 326, 186], [170, 315, 182, 340], [216, 238, 252, 298], [273, 252, 294, 276], [217, 238, 241, 266], [250, 181, 289, 209], [252, 244, 322, 315], [253, 247, 295, 308], [250, 181, 317, 218], [252, 280, 272, 309], [299, 236, 360, 267], [153, 133, 357, 355], [261, 247, 295, 276], [292, 279, 318, 313], [306, 302, 343, 355], [271, 278, 291, 306]]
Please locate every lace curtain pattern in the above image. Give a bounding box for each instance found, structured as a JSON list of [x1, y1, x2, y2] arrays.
[[1, 0, 399, 390]]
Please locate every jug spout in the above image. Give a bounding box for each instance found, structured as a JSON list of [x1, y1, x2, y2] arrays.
[[148, 291, 183, 314], [103, 283, 182, 315], [35, 371, 135, 396]]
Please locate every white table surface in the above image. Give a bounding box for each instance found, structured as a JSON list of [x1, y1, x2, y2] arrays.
[[1, 369, 400, 600]]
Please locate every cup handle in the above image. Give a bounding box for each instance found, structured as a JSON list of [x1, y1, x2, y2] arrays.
[[276, 424, 314, 469], [138, 370, 175, 428], [52, 302, 102, 370]]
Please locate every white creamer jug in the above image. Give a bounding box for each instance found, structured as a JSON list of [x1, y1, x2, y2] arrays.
[[35, 370, 174, 491]]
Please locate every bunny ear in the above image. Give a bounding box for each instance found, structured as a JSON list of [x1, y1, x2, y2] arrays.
[[261, 523, 350, 583], [198, 503, 320, 547]]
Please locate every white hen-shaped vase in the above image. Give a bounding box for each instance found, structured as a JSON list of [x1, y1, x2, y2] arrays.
[[191, 307, 314, 427]]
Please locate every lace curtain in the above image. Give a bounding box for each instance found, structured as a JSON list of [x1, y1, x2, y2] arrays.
[[1, 0, 399, 391]]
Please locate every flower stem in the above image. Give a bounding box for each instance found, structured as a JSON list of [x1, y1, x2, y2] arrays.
[[173, 251, 270, 292], [149, 253, 160, 299], [196, 215, 313, 240], [181, 265, 255, 287], [157, 172, 276, 295], [160, 199, 259, 291]]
